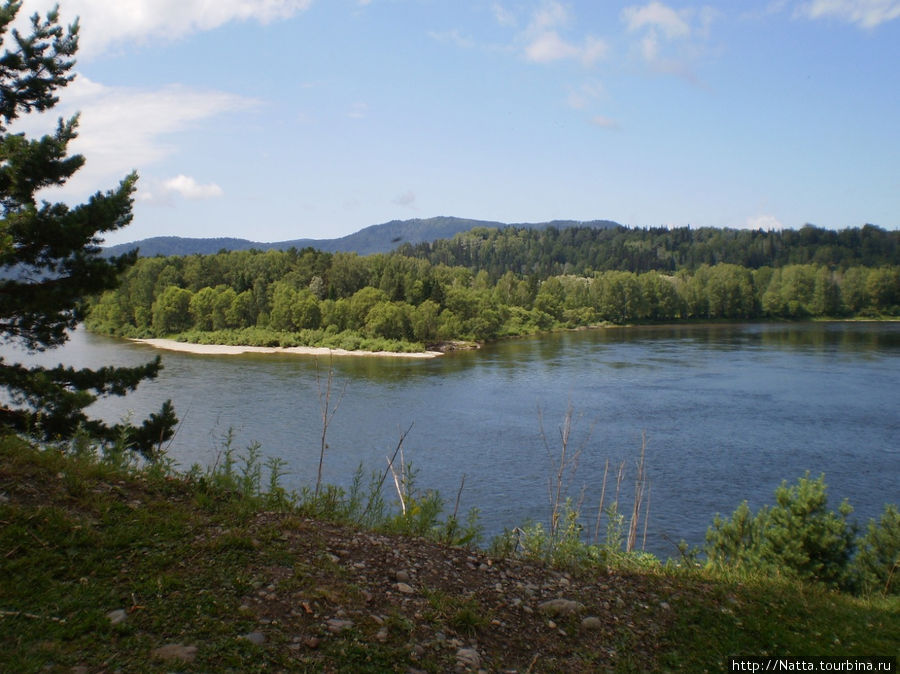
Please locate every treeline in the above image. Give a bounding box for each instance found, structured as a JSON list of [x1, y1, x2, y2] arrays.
[[86, 239, 900, 349], [398, 224, 899, 279]]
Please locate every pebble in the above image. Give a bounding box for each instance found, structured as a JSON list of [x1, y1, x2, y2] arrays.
[[395, 570, 411, 583], [537, 598, 583, 616], [106, 609, 127, 626], [326, 618, 353, 633], [581, 616, 604, 630], [396, 582, 415, 594], [455, 647, 482, 670], [240, 631, 266, 645], [150, 644, 197, 662]]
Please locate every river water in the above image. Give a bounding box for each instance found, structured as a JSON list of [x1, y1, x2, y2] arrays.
[[7, 322, 899, 558]]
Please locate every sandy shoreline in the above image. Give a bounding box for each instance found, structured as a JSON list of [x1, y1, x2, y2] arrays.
[[131, 338, 444, 359]]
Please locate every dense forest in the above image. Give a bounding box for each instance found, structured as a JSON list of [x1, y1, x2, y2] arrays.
[[86, 224, 900, 351], [400, 223, 900, 278]]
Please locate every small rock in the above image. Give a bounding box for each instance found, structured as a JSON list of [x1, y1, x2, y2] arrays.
[[375, 627, 389, 642], [660, 601, 671, 610], [395, 570, 411, 583], [456, 647, 481, 670], [150, 644, 197, 662], [240, 631, 266, 645], [537, 598, 583, 617], [106, 609, 127, 626], [581, 616, 604, 630], [326, 618, 353, 633], [70, 667, 89, 674], [304, 636, 320, 648], [396, 582, 415, 594]]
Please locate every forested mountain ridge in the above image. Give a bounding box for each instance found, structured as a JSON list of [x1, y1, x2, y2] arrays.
[[402, 223, 899, 279], [101, 216, 622, 258]]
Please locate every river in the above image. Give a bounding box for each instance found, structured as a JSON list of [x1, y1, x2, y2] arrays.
[[7, 322, 899, 558]]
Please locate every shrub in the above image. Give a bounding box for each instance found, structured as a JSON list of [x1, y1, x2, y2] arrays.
[[853, 504, 900, 596], [706, 473, 857, 590]]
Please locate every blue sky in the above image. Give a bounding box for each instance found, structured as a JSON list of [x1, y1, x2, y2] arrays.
[[13, 0, 900, 245]]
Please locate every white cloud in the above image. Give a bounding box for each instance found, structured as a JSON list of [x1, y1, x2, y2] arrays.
[[622, 1, 691, 38], [19, 0, 313, 58], [532, 1, 570, 31], [392, 191, 416, 207], [796, 0, 900, 27], [492, 2, 517, 27], [620, 1, 717, 80], [162, 175, 224, 200], [10, 75, 257, 198], [525, 31, 580, 62], [522, 2, 608, 67], [590, 115, 619, 129], [744, 214, 784, 230], [567, 81, 606, 110]]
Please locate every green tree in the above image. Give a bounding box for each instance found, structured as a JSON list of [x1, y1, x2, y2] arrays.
[[291, 289, 321, 330], [268, 281, 298, 331], [226, 289, 256, 328], [365, 301, 410, 340], [706, 473, 856, 590], [0, 1, 175, 455], [811, 266, 841, 316], [151, 286, 193, 335], [189, 286, 217, 331], [853, 504, 900, 596]]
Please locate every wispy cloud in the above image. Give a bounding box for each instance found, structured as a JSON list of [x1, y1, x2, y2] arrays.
[[620, 1, 718, 82], [492, 2, 518, 27], [795, 0, 900, 28], [622, 1, 691, 38], [20, 0, 313, 59], [392, 191, 416, 207], [522, 1, 608, 67], [567, 81, 606, 110], [11, 75, 257, 198], [162, 175, 224, 200], [590, 115, 620, 129]]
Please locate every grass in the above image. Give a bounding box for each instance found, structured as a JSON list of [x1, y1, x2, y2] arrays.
[[1, 433, 898, 672]]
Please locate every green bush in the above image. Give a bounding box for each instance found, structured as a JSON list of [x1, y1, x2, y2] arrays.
[[853, 504, 900, 596], [706, 473, 857, 590]]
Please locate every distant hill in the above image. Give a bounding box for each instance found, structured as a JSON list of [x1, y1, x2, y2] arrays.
[[101, 216, 622, 258]]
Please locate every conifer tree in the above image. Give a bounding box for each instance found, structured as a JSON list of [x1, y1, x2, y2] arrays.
[[0, 1, 176, 457]]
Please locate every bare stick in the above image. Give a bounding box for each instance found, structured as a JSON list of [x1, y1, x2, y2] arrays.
[[314, 355, 347, 499], [593, 457, 610, 545], [641, 479, 652, 551], [452, 474, 467, 521], [387, 456, 406, 515], [627, 431, 647, 553]]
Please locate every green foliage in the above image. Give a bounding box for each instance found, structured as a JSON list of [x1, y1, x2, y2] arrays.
[[706, 473, 869, 592], [854, 504, 900, 596], [0, 1, 176, 454]]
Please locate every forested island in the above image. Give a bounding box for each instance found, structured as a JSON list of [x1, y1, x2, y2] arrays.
[[87, 224, 900, 353]]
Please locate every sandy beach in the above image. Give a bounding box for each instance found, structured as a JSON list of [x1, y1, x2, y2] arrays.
[[132, 338, 444, 359]]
